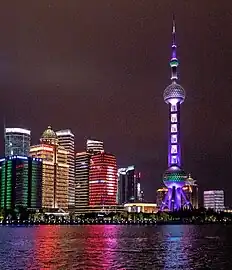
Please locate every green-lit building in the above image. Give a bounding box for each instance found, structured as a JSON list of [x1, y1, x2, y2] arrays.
[[0, 156, 42, 210]]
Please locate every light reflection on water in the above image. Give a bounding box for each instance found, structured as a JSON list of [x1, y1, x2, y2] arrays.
[[0, 225, 231, 269]]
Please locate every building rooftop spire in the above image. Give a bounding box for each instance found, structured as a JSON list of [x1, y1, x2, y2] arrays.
[[163, 17, 185, 104], [172, 15, 176, 46], [170, 15, 178, 81]]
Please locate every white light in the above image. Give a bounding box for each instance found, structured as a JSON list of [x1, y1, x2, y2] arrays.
[[16, 156, 28, 160], [56, 130, 74, 136], [118, 168, 127, 175], [87, 139, 103, 144], [169, 98, 179, 105], [5, 128, 31, 135], [171, 124, 177, 133], [126, 165, 135, 172]]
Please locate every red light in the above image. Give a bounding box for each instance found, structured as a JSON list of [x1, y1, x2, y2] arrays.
[[89, 153, 117, 206]]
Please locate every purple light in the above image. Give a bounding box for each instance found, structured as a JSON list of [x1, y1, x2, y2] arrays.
[[160, 18, 190, 211]]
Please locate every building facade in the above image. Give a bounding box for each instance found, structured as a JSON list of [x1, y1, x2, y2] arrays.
[[118, 166, 141, 205], [89, 152, 117, 206], [156, 187, 168, 208], [30, 126, 69, 210], [56, 129, 75, 209], [0, 156, 42, 210], [75, 152, 91, 210], [86, 139, 104, 154], [183, 174, 198, 209], [204, 190, 224, 212], [5, 128, 31, 157], [124, 203, 158, 214]]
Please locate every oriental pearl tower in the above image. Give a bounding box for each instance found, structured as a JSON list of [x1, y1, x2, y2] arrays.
[[160, 18, 190, 211]]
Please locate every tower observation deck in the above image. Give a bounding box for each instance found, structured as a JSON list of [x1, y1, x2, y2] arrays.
[[160, 18, 190, 211]]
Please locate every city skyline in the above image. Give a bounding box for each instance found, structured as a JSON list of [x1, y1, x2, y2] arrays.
[[0, 2, 232, 204]]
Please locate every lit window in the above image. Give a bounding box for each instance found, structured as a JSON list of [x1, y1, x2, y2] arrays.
[[171, 145, 177, 154], [171, 156, 177, 164], [171, 124, 177, 133], [171, 105, 177, 112], [171, 113, 177, 123], [171, 134, 177, 143]]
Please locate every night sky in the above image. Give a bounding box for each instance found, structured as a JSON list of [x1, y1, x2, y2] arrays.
[[0, 1, 232, 205]]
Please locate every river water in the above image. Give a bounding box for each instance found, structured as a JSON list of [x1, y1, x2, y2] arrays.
[[0, 224, 231, 269]]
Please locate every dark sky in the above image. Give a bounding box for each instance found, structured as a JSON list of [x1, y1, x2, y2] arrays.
[[1, 1, 232, 205]]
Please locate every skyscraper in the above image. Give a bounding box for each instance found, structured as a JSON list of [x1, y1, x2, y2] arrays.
[[204, 190, 225, 212], [0, 156, 42, 210], [86, 139, 104, 154], [89, 152, 117, 206], [30, 126, 69, 209], [183, 174, 198, 209], [161, 19, 190, 211], [56, 129, 75, 209], [156, 187, 168, 208], [5, 128, 31, 157], [117, 166, 141, 205], [75, 152, 91, 210]]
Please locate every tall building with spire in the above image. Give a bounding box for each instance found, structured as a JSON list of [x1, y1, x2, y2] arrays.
[[161, 18, 190, 211], [30, 126, 69, 209], [56, 129, 75, 209]]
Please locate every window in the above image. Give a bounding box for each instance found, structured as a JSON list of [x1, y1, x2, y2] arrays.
[[171, 124, 177, 133], [171, 156, 177, 164], [171, 145, 177, 154], [171, 104, 177, 112], [171, 134, 177, 143], [171, 113, 177, 123]]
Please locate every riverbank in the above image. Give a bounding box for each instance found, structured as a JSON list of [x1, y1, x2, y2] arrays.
[[0, 220, 231, 226]]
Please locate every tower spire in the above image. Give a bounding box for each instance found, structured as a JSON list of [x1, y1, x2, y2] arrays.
[[172, 15, 176, 46], [170, 16, 178, 81]]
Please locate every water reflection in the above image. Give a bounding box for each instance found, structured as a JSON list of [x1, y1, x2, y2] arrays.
[[31, 225, 62, 269], [162, 225, 190, 269], [82, 225, 119, 269], [0, 225, 232, 269]]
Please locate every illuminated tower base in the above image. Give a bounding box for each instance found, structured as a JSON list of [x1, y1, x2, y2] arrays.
[[160, 166, 190, 211], [161, 186, 190, 211]]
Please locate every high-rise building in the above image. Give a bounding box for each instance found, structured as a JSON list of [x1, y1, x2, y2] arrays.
[[89, 152, 117, 206], [117, 166, 141, 205], [30, 126, 69, 209], [204, 190, 225, 212], [156, 187, 168, 208], [56, 129, 75, 209], [75, 152, 91, 210], [0, 156, 42, 210], [183, 174, 198, 209], [161, 18, 190, 211], [86, 139, 104, 154], [5, 128, 31, 157]]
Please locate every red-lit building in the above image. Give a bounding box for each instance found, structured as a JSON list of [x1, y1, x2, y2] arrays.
[[89, 153, 117, 206]]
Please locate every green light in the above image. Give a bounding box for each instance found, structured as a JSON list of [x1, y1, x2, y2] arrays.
[[170, 59, 179, 67]]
